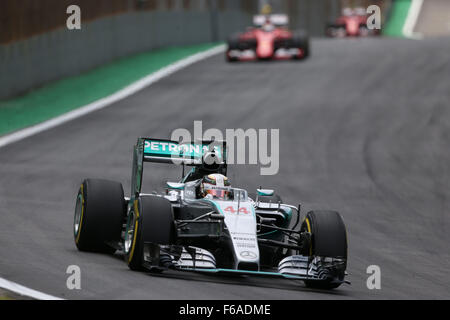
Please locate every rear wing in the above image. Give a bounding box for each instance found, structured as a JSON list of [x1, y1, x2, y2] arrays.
[[253, 14, 289, 27], [142, 138, 226, 165], [131, 138, 226, 196]]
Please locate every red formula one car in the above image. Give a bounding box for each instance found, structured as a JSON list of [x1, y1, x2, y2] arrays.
[[226, 14, 309, 62], [326, 7, 380, 37]]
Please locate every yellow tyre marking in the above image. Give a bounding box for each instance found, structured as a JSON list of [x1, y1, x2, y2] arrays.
[[305, 218, 311, 233], [305, 217, 312, 256], [128, 200, 140, 264], [75, 184, 84, 244]]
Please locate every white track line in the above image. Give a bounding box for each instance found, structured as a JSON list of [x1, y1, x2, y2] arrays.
[[0, 277, 63, 300], [0, 44, 225, 149], [403, 0, 424, 39], [0, 44, 225, 300]]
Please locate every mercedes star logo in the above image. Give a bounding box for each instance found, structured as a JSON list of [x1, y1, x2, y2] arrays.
[[240, 251, 257, 259]]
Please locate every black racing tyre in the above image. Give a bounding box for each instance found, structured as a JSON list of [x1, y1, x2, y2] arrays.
[[301, 210, 347, 289], [301, 210, 347, 259], [226, 34, 241, 62], [124, 196, 175, 271], [227, 34, 240, 50], [325, 24, 333, 37], [325, 23, 338, 37], [226, 51, 238, 63], [326, 24, 346, 37], [292, 30, 310, 59], [74, 179, 125, 253]]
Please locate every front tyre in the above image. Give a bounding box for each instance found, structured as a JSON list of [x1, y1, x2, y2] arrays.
[[125, 196, 175, 271], [74, 179, 125, 253], [301, 210, 347, 289]]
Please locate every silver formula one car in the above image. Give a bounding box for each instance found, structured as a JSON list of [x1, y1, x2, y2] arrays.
[[74, 138, 349, 289]]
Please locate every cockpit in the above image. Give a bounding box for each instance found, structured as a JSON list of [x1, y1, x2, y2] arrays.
[[166, 180, 247, 202]]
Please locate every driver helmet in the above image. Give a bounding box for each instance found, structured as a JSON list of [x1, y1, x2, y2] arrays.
[[342, 8, 353, 16], [261, 4, 272, 15], [262, 17, 275, 32], [202, 174, 231, 199], [354, 7, 366, 16]]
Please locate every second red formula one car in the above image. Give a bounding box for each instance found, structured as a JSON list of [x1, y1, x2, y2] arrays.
[[226, 14, 309, 62], [326, 7, 380, 38]]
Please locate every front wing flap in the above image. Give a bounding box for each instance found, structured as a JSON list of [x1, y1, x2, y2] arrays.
[[227, 48, 303, 61], [144, 245, 348, 284], [172, 267, 348, 286]]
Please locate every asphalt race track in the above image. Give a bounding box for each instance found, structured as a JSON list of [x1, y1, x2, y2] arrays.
[[0, 37, 449, 299]]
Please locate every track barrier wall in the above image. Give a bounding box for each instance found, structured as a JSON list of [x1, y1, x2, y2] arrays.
[[0, 0, 392, 99]]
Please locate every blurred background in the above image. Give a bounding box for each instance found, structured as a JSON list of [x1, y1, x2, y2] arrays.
[[0, 0, 395, 100], [3, 0, 449, 100]]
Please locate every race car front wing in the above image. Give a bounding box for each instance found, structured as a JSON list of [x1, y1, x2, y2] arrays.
[[143, 245, 349, 285]]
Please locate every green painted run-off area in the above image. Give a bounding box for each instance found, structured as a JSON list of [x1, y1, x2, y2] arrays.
[[0, 0, 415, 138], [383, 0, 412, 37], [0, 43, 219, 137]]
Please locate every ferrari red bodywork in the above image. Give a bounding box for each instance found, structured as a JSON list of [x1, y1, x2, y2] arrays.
[[327, 10, 380, 38], [226, 16, 309, 62], [336, 14, 368, 36]]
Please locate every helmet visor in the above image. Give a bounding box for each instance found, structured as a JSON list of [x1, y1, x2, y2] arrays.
[[204, 185, 230, 200]]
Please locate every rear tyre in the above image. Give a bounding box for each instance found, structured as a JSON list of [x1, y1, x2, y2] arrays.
[[326, 24, 346, 37], [226, 34, 240, 62], [74, 179, 125, 253], [292, 30, 310, 59], [227, 34, 240, 50], [124, 196, 175, 271], [359, 24, 370, 37], [301, 210, 347, 289], [325, 24, 336, 37]]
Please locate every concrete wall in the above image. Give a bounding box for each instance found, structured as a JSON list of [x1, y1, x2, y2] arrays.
[[0, 0, 338, 100]]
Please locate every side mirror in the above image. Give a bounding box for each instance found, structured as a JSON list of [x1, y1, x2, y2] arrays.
[[257, 189, 274, 196]]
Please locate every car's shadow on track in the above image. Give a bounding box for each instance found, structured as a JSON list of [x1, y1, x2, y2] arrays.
[[143, 269, 350, 297], [108, 252, 350, 297], [226, 59, 309, 65]]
